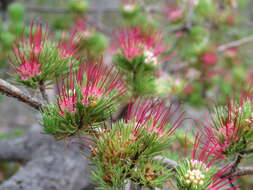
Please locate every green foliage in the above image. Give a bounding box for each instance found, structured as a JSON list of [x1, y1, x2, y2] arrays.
[[85, 32, 109, 56], [68, 0, 89, 14], [0, 32, 15, 50], [195, 0, 215, 17], [12, 40, 78, 88], [120, 4, 141, 21], [7, 3, 25, 23], [9, 22, 24, 37], [113, 53, 157, 96], [42, 89, 118, 139], [90, 120, 172, 189], [53, 16, 72, 30], [211, 99, 253, 156], [0, 129, 24, 139]]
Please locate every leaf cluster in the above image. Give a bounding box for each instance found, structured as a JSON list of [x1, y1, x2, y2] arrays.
[[91, 120, 172, 189]]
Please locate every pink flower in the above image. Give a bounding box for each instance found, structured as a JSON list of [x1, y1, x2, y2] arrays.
[[58, 96, 77, 115], [114, 27, 170, 64], [57, 67, 77, 115], [165, 8, 183, 22], [11, 22, 47, 81], [77, 61, 127, 106], [114, 28, 143, 60], [226, 15, 235, 26], [126, 98, 184, 136], [56, 60, 127, 115], [191, 135, 239, 190], [18, 59, 41, 80], [28, 22, 48, 56], [12, 47, 42, 81], [197, 95, 251, 158], [183, 85, 193, 95], [201, 52, 217, 66], [58, 33, 79, 59], [225, 48, 238, 58]]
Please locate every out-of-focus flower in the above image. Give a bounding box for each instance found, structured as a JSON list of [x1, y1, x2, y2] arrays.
[[183, 85, 193, 95], [224, 47, 238, 58], [28, 23, 47, 56], [201, 52, 217, 66], [165, 8, 184, 22], [58, 34, 79, 59], [226, 15, 235, 25], [122, 0, 137, 13], [11, 23, 47, 81], [114, 27, 168, 66], [10, 22, 74, 88]]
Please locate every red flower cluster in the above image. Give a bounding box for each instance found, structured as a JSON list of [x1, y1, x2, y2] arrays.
[[57, 61, 127, 115], [191, 135, 239, 190], [165, 8, 183, 22], [114, 27, 168, 64], [126, 99, 184, 136], [12, 23, 47, 80], [198, 93, 253, 158], [201, 52, 217, 66]]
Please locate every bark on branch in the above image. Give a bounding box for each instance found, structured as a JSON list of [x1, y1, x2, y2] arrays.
[[233, 167, 253, 176], [0, 79, 43, 110], [217, 35, 253, 52]]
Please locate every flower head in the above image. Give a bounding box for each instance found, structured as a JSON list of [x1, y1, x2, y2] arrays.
[[165, 8, 184, 22], [201, 52, 217, 66], [10, 22, 72, 87], [10, 23, 47, 81], [56, 66, 77, 115], [198, 94, 253, 158], [122, 0, 137, 13], [58, 33, 79, 59], [114, 28, 168, 66], [176, 135, 239, 190], [28, 22, 48, 56], [126, 98, 184, 136], [78, 61, 127, 107], [43, 60, 127, 138], [12, 47, 42, 81]]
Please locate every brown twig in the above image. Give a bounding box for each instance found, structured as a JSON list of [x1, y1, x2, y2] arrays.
[[0, 78, 43, 110], [39, 81, 49, 103], [185, 0, 194, 32], [233, 167, 253, 176], [26, 5, 69, 13], [217, 35, 253, 52], [241, 148, 253, 154]]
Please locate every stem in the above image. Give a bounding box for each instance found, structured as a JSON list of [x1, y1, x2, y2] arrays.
[[241, 149, 253, 154], [39, 81, 49, 103], [217, 35, 253, 52], [0, 78, 43, 110]]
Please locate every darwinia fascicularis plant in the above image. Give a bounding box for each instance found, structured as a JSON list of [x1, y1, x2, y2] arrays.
[[10, 22, 78, 88], [90, 99, 184, 189], [2, 0, 253, 190], [198, 93, 253, 158], [42, 61, 127, 139]]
